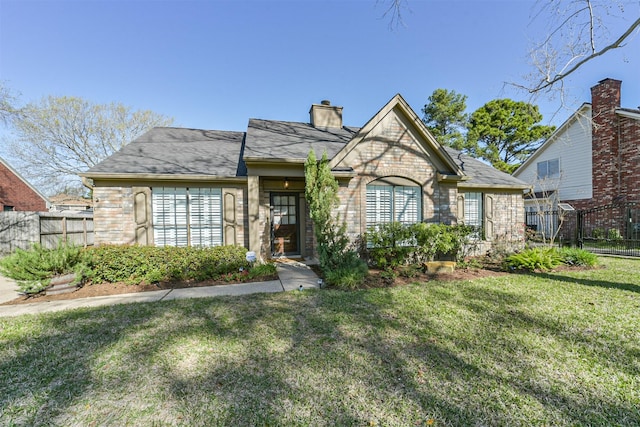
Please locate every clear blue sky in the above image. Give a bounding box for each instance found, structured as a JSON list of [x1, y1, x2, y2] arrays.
[[1, 0, 639, 133]]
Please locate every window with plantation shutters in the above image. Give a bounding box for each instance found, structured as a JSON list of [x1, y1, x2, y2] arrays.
[[366, 186, 392, 226], [189, 188, 223, 247], [152, 187, 223, 247], [462, 192, 483, 239], [463, 192, 482, 227], [394, 186, 421, 224], [366, 181, 421, 229]]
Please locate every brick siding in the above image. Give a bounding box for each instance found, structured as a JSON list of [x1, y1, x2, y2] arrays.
[[0, 162, 47, 211], [590, 78, 640, 205]]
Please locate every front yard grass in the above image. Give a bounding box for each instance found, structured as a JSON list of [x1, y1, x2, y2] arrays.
[[1, 257, 639, 426]]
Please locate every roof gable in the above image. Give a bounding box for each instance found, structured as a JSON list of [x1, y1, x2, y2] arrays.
[[328, 94, 464, 176], [0, 156, 50, 205], [514, 103, 592, 177]]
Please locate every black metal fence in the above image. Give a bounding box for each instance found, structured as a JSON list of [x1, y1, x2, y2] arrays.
[[578, 202, 640, 257], [525, 202, 640, 257]]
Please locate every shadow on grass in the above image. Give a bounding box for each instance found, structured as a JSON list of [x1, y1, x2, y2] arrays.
[[1, 281, 639, 425], [530, 271, 640, 294]]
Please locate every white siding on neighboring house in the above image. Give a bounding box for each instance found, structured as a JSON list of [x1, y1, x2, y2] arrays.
[[515, 106, 593, 202]]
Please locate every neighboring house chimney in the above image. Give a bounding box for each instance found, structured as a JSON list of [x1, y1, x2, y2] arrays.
[[309, 100, 343, 129], [590, 78, 622, 204]]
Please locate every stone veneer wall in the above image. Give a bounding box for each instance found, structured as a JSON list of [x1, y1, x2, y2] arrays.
[[93, 186, 137, 245], [335, 112, 448, 241], [488, 191, 525, 251], [93, 185, 248, 248]]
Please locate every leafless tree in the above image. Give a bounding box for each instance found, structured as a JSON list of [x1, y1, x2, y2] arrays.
[[0, 82, 21, 126], [519, 0, 640, 95]]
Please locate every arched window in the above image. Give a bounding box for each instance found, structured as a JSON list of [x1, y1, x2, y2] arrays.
[[366, 177, 422, 228]]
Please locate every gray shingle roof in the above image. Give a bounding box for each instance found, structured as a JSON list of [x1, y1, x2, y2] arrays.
[[244, 119, 358, 161], [85, 122, 526, 189], [84, 127, 245, 177], [444, 147, 528, 188]]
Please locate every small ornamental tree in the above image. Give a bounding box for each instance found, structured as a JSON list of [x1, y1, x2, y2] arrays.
[[304, 150, 367, 287]]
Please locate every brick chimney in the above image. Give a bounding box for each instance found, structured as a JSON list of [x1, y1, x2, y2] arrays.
[[309, 100, 343, 129], [590, 78, 622, 204]]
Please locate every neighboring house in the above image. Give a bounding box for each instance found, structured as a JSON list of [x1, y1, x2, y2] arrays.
[[49, 194, 93, 215], [514, 79, 640, 236], [0, 156, 49, 212], [81, 94, 528, 260], [515, 78, 640, 209]]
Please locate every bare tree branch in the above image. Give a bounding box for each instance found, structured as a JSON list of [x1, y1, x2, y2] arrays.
[[530, 16, 640, 94], [377, 0, 409, 30], [517, 1, 640, 95]]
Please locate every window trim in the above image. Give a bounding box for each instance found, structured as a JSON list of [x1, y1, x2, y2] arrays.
[[151, 187, 223, 247], [460, 191, 484, 240], [366, 179, 422, 228], [537, 158, 560, 179]]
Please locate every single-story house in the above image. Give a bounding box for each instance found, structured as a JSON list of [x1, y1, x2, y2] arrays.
[[81, 94, 527, 260]]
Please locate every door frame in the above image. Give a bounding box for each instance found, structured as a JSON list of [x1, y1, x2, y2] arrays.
[[270, 192, 301, 257]]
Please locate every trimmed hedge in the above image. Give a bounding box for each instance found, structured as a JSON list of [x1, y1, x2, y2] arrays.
[[86, 245, 252, 285]]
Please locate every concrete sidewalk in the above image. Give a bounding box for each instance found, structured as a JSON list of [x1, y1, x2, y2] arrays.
[[0, 259, 320, 318]]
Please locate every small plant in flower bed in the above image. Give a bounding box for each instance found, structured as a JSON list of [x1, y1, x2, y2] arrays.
[[222, 263, 277, 282], [505, 247, 598, 272], [557, 247, 599, 267], [86, 244, 254, 285], [323, 251, 369, 290], [0, 243, 89, 294]]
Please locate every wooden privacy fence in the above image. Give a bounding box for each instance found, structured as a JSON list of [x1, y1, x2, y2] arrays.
[[0, 211, 94, 255]]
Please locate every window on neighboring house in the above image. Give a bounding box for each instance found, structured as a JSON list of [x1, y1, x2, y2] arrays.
[[366, 178, 422, 228], [3, 206, 15, 212], [152, 187, 223, 247], [537, 158, 560, 179]]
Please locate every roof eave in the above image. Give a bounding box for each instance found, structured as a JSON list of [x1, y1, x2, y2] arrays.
[[243, 157, 305, 165], [437, 172, 467, 183], [79, 172, 246, 182], [457, 182, 530, 191], [616, 108, 640, 120]]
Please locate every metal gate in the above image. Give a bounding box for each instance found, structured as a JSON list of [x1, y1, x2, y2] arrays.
[[577, 202, 640, 257]]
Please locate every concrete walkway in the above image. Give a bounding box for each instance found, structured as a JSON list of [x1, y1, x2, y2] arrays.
[[0, 259, 320, 318]]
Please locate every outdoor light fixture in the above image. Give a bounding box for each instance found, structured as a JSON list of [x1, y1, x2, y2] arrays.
[[284, 177, 289, 189]]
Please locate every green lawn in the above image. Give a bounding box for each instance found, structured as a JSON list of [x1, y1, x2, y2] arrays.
[[1, 257, 639, 426]]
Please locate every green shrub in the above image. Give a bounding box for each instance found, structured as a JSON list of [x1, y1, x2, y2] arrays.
[[592, 228, 605, 239], [247, 263, 277, 279], [559, 248, 598, 267], [87, 245, 251, 285], [324, 251, 368, 290], [607, 228, 623, 240], [364, 222, 414, 268], [0, 243, 89, 294], [363, 222, 477, 268], [505, 247, 564, 272]]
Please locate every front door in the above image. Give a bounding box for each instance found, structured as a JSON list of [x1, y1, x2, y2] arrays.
[[271, 193, 299, 257]]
